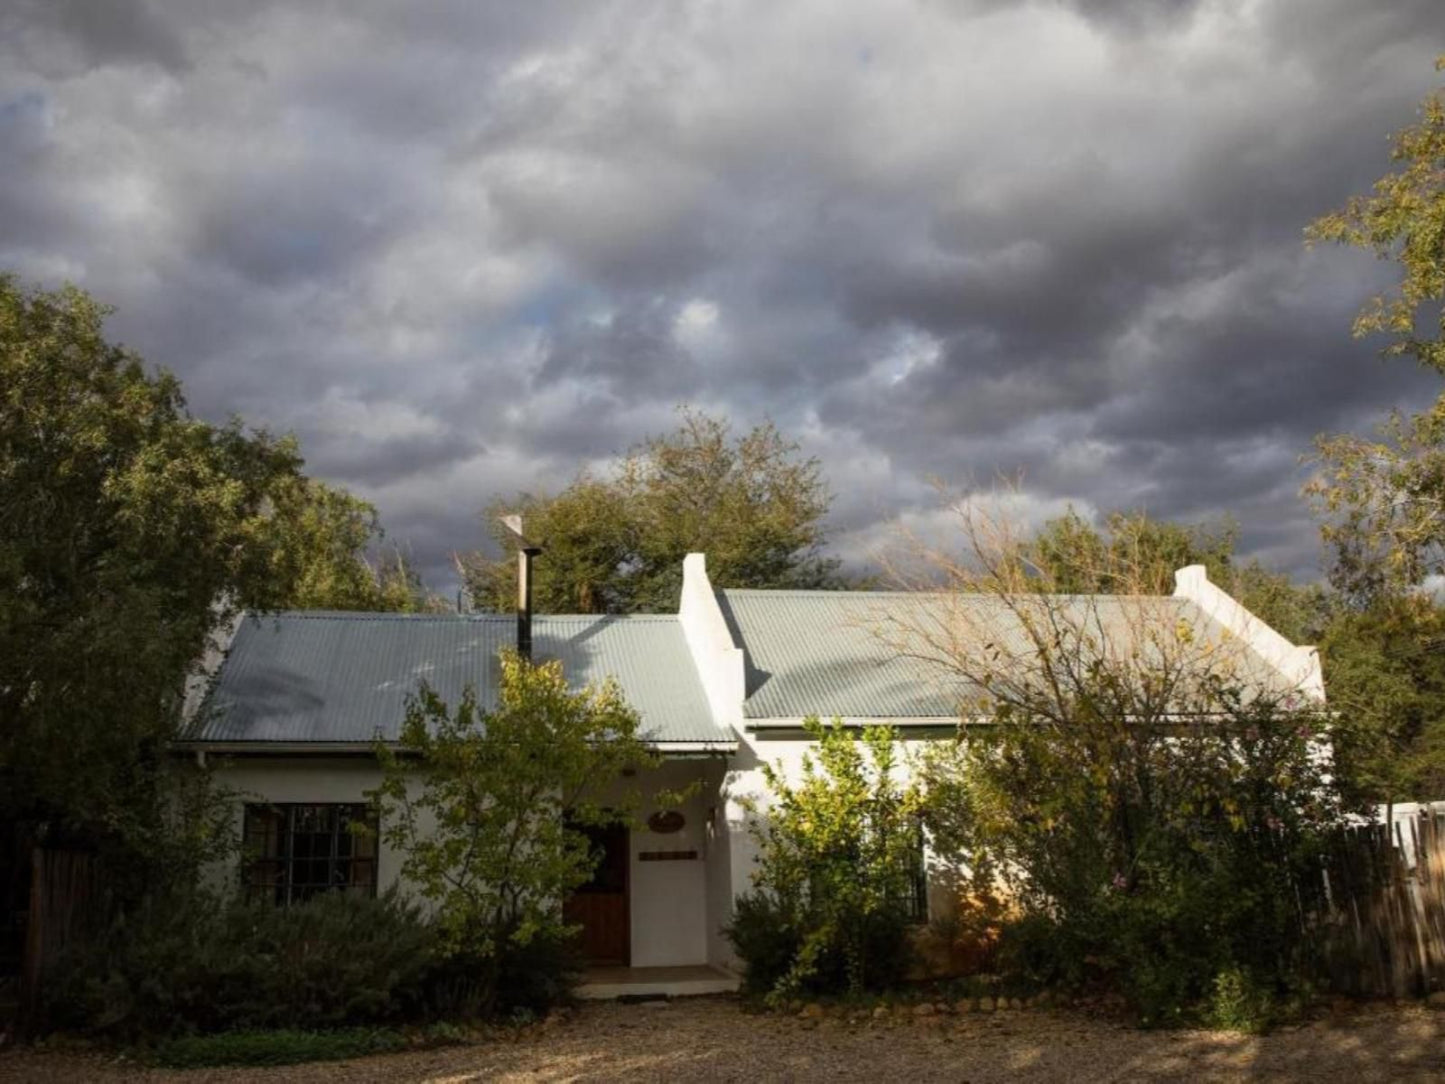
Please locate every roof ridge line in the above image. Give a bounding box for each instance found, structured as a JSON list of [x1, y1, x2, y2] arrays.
[[243, 610, 682, 621], [718, 589, 1181, 601]]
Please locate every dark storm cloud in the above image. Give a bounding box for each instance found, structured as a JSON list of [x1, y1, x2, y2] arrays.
[[2, 0, 1443, 592], [1, 0, 189, 75]]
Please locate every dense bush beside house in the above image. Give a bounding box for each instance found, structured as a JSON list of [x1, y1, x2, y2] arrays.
[[43, 890, 435, 1037], [921, 679, 1341, 1029], [38, 655, 648, 1038], [726, 718, 923, 1003]]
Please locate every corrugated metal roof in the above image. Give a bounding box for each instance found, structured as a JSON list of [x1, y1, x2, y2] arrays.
[[192, 612, 731, 746], [717, 589, 1287, 720]]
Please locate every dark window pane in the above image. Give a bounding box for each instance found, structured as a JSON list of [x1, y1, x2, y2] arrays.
[[241, 802, 377, 907]]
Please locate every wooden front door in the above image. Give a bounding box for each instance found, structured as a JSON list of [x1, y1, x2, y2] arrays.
[[563, 821, 629, 965]]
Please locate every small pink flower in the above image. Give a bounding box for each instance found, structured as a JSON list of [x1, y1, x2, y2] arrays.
[[1111, 872, 1127, 890]]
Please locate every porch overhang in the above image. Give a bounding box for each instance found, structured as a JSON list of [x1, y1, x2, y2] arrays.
[[648, 740, 737, 757]]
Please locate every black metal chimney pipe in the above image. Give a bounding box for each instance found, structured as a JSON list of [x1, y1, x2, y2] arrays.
[[516, 543, 542, 662]]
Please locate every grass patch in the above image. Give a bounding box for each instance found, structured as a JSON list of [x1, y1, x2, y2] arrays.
[[152, 1027, 416, 1068]]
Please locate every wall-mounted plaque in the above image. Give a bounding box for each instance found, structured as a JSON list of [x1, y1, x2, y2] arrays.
[[639, 850, 698, 862], [647, 810, 686, 835]]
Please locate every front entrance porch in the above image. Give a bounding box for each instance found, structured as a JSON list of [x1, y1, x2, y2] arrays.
[[563, 758, 736, 973], [576, 964, 740, 999], [563, 821, 630, 965]]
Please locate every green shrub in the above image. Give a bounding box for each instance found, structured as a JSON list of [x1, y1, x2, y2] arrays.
[[727, 718, 921, 1002], [1204, 966, 1277, 1034], [724, 892, 802, 996], [372, 655, 654, 1016], [152, 1027, 409, 1069], [46, 888, 437, 1037], [422, 927, 582, 1019], [919, 609, 1342, 1027]]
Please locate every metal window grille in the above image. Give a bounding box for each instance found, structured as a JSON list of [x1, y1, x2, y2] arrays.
[[905, 818, 929, 923], [242, 803, 378, 907]]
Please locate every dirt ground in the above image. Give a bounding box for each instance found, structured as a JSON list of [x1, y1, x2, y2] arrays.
[[3, 996, 1444, 1083]]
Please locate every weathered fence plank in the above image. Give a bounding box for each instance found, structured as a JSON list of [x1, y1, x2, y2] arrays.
[[20, 848, 101, 1018], [1316, 811, 1445, 998]]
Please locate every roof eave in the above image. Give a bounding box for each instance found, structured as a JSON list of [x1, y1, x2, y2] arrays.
[[172, 737, 738, 756]]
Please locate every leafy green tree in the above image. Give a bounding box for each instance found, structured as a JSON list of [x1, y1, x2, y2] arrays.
[[1304, 56, 1445, 602], [1318, 601, 1445, 806], [903, 505, 1341, 1023], [1028, 508, 1237, 594], [1301, 56, 1445, 804], [270, 478, 447, 613], [0, 275, 434, 918], [727, 718, 922, 1002], [370, 545, 450, 613], [269, 478, 386, 610], [462, 476, 637, 614], [0, 276, 310, 884], [1307, 401, 1445, 604], [1026, 508, 1328, 641], [461, 409, 841, 613], [371, 652, 657, 1012], [1306, 56, 1445, 373]]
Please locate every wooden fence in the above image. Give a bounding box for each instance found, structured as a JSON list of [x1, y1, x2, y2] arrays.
[[1314, 809, 1445, 998], [20, 848, 102, 1017]]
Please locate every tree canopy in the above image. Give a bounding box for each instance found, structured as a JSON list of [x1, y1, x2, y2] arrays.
[[371, 652, 657, 1012], [1305, 56, 1445, 374], [274, 477, 447, 613], [0, 276, 432, 888], [1023, 507, 1329, 644], [1306, 58, 1445, 604], [460, 409, 841, 613], [1027, 508, 1238, 595], [1298, 56, 1445, 805]]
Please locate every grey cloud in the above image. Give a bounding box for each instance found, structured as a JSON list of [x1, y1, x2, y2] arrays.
[[1, 0, 189, 76], [2, 0, 1444, 592]]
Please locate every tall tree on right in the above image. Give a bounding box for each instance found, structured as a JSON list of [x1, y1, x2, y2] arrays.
[[1305, 56, 1445, 602], [1304, 55, 1445, 805]]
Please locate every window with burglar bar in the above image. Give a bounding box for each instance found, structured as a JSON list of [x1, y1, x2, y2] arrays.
[[242, 803, 377, 906], [885, 817, 930, 924]]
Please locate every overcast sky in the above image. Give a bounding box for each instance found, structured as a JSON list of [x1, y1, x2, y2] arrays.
[[3, 1, 1443, 593]]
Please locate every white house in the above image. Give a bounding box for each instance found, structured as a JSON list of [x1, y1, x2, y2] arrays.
[[180, 554, 1324, 996]]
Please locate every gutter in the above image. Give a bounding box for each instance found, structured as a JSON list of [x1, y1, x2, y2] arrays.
[[744, 716, 962, 737], [171, 738, 739, 758], [742, 707, 1333, 738]]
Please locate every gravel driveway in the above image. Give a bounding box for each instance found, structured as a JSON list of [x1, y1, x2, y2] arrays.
[[3, 997, 1443, 1083]]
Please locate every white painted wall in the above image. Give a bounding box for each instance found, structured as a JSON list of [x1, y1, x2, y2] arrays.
[[204, 757, 414, 898], [701, 756, 738, 969], [678, 553, 746, 729], [208, 754, 726, 969], [617, 760, 714, 967], [1174, 564, 1325, 701]]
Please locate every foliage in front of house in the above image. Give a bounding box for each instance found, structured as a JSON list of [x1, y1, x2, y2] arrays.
[[43, 890, 436, 1038], [726, 717, 922, 1003], [919, 684, 1341, 1028], [371, 651, 659, 1016], [42, 655, 647, 1038], [0, 275, 446, 929]]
